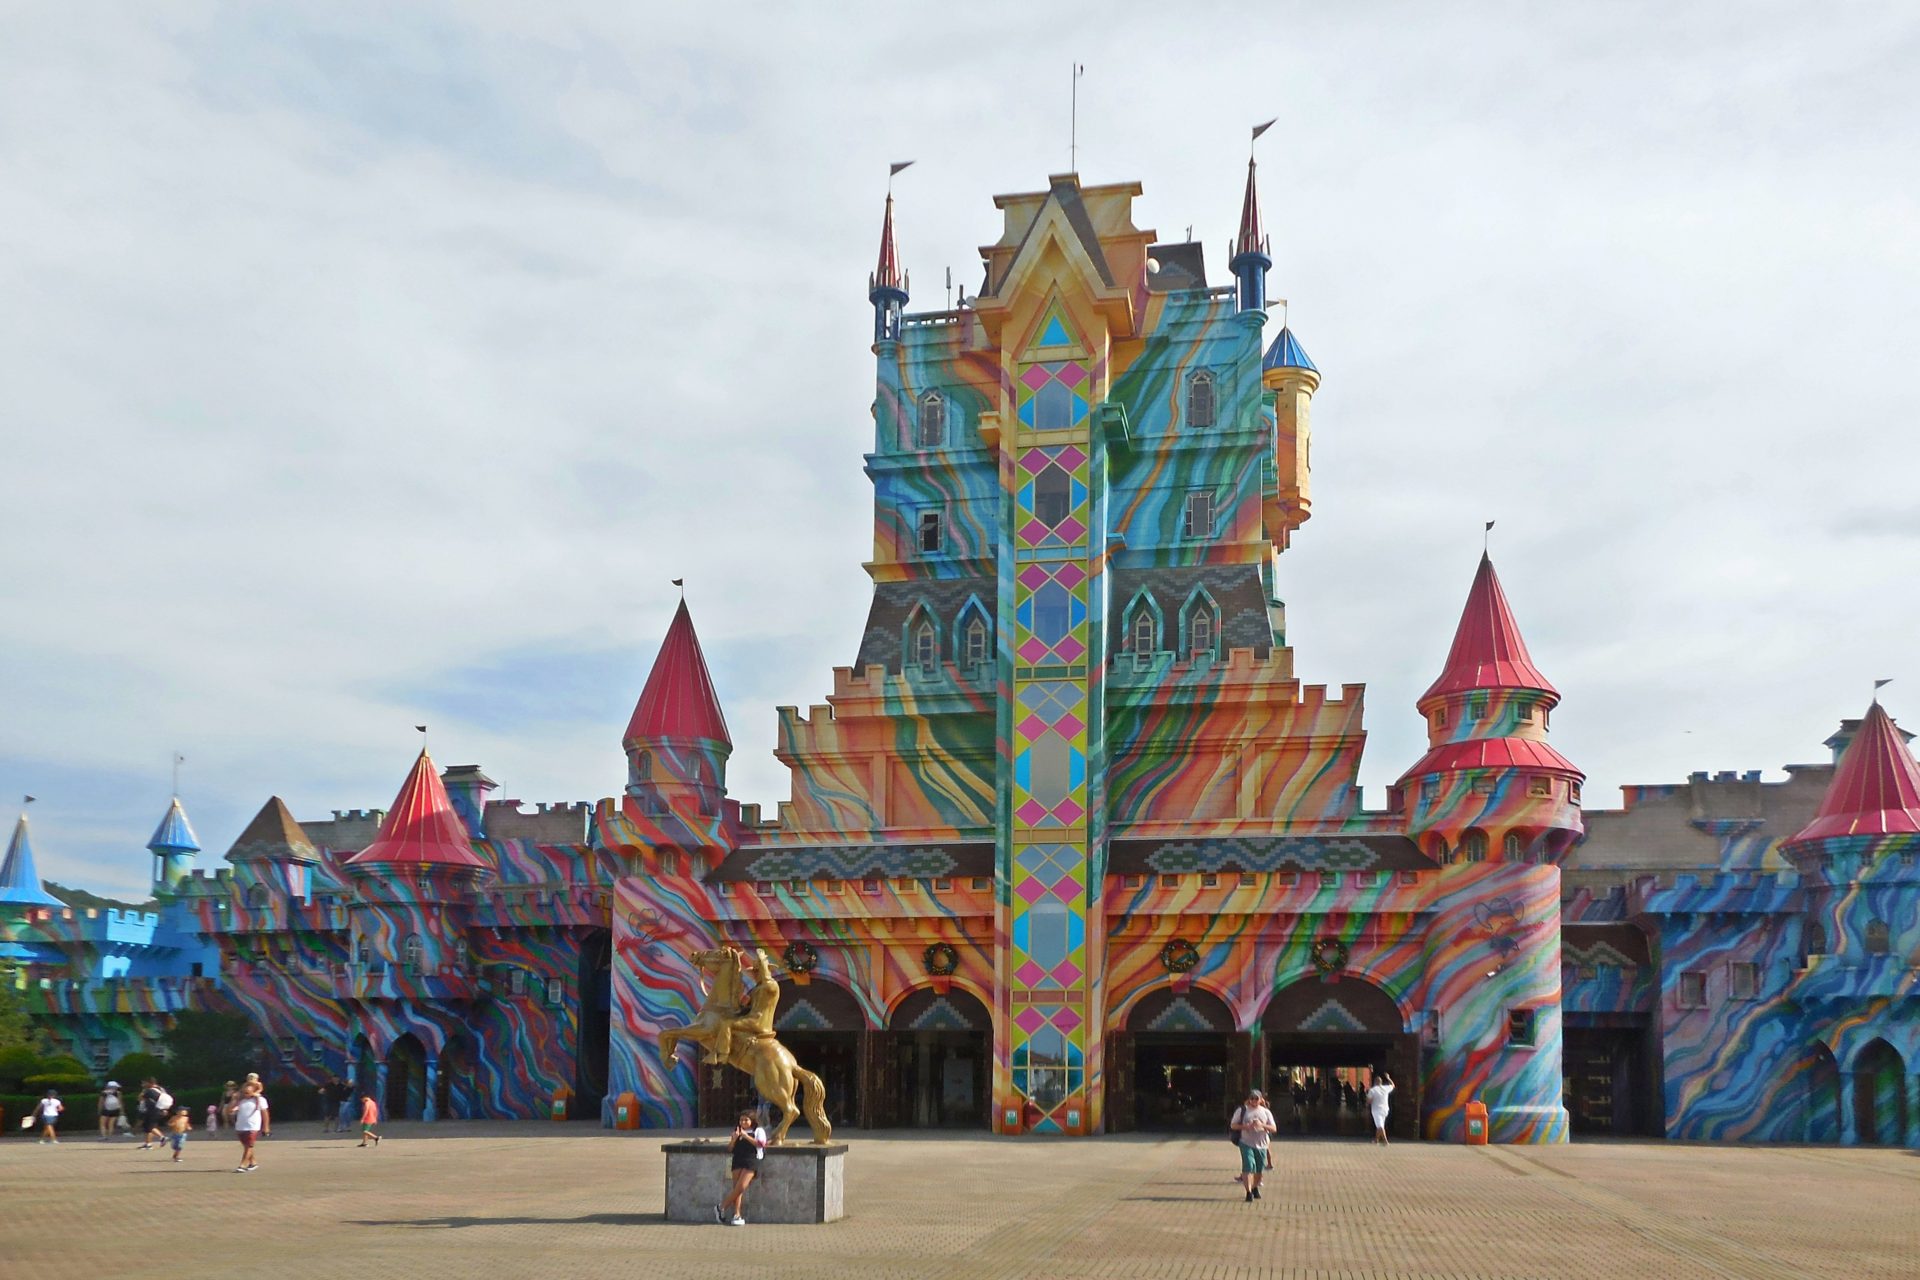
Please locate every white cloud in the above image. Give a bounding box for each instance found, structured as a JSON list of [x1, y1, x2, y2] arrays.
[[3, 3, 1917, 897]]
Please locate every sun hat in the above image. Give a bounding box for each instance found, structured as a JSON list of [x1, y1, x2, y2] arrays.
[[106, 1080, 120, 1088]]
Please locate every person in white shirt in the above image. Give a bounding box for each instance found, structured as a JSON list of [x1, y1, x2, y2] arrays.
[[231, 1084, 270, 1172], [715, 1111, 767, 1225], [1230, 1089, 1276, 1202], [34, 1091, 64, 1144], [1365, 1070, 1394, 1144]]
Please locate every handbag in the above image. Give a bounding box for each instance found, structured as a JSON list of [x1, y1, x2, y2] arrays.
[[1228, 1106, 1242, 1146]]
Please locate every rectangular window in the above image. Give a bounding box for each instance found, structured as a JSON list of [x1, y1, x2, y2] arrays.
[[1200, 873, 1218, 887], [1729, 962, 1759, 1001], [863, 879, 882, 895], [1513, 702, 1532, 722], [1033, 381, 1074, 431], [971, 877, 991, 890], [1182, 490, 1214, 540], [823, 879, 842, 894], [510, 969, 528, 996], [1677, 971, 1707, 1008], [1159, 874, 1179, 888], [1431, 709, 1447, 729], [917, 509, 944, 554], [1527, 777, 1551, 798], [1467, 697, 1487, 721], [545, 977, 565, 1006], [1122, 874, 1144, 888], [1507, 1008, 1537, 1046], [1568, 781, 1582, 804], [933, 878, 952, 892], [789, 879, 807, 895], [1471, 776, 1496, 795], [190, 962, 203, 978], [1239, 873, 1256, 887], [1421, 780, 1439, 804]]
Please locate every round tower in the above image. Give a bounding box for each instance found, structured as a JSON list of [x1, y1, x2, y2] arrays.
[[1397, 553, 1583, 864], [1228, 156, 1271, 317], [620, 599, 734, 864], [868, 191, 908, 347], [1262, 327, 1319, 544], [147, 797, 201, 892]]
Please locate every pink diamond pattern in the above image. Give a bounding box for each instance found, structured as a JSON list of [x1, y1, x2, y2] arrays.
[[1016, 636, 1051, 664], [1058, 363, 1088, 388], [1049, 873, 1084, 900], [1052, 635, 1087, 664], [1020, 365, 1054, 390], [1015, 799, 1048, 825], [1017, 563, 1052, 590], [1054, 516, 1088, 542], [1049, 958, 1084, 986], [1055, 444, 1087, 469], [1015, 877, 1052, 905], [1014, 1005, 1048, 1033], [1052, 1008, 1083, 1034], [1054, 711, 1085, 739], [1018, 517, 1049, 543], [1016, 713, 1051, 741], [1051, 797, 1086, 825], [1053, 563, 1087, 588]]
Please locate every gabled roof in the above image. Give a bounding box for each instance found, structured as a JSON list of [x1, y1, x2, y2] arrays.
[[225, 796, 319, 864], [1262, 327, 1317, 374], [1233, 157, 1266, 260], [624, 600, 732, 749], [344, 750, 486, 869], [0, 814, 62, 907], [1791, 701, 1920, 842], [870, 193, 904, 297], [146, 797, 200, 855], [1421, 554, 1558, 703]]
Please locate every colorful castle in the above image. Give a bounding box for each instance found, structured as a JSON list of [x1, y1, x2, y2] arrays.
[[3, 160, 1915, 1145]]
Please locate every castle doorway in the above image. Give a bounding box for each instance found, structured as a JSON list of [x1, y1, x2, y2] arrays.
[[436, 1035, 475, 1120], [1564, 1017, 1658, 1136], [574, 929, 612, 1120], [1261, 976, 1417, 1140], [1116, 988, 1246, 1133], [700, 976, 865, 1135], [887, 988, 991, 1129], [385, 1033, 427, 1121], [1853, 1039, 1908, 1145], [1806, 1041, 1841, 1142]]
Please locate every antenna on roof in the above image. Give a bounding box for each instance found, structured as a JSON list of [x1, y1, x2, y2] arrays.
[[1070, 63, 1085, 173], [946, 266, 952, 310]]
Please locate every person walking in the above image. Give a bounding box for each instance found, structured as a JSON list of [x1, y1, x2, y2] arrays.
[[715, 1110, 766, 1225], [231, 1083, 269, 1172], [98, 1081, 123, 1141], [357, 1092, 381, 1147], [1365, 1069, 1395, 1145], [33, 1090, 63, 1144], [137, 1079, 165, 1148], [316, 1078, 335, 1133], [164, 1105, 192, 1163], [1230, 1089, 1276, 1203]]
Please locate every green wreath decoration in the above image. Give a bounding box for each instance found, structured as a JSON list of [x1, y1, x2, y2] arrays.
[[782, 940, 819, 974], [1161, 939, 1201, 974], [923, 942, 960, 977], [1311, 936, 1349, 976]]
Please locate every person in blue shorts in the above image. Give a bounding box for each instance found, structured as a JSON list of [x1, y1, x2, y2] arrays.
[[1231, 1089, 1276, 1203]]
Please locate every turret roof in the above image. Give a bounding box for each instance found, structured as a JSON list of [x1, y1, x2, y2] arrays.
[[146, 797, 200, 855], [1791, 701, 1920, 842], [226, 796, 319, 864], [1421, 554, 1558, 703], [0, 814, 62, 907], [1233, 157, 1266, 260], [871, 193, 904, 297], [1396, 736, 1582, 785], [625, 600, 732, 749], [344, 750, 486, 869], [1262, 327, 1317, 374]]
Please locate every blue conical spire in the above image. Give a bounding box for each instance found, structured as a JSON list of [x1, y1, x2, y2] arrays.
[[1262, 326, 1317, 374], [147, 797, 200, 855], [1, 813, 62, 907]]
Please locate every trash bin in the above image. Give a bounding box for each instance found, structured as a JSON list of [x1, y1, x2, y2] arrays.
[[550, 1085, 572, 1122], [1464, 1099, 1489, 1145], [612, 1092, 640, 1130]]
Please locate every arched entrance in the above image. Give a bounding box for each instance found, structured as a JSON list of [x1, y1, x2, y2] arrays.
[[575, 929, 612, 1121], [385, 1033, 427, 1121], [1262, 976, 1417, 1140], [887, 988, 991, 1129], [698, 976, 866, 1134], [1853, 1039, 1908, 1145], [1805, 1042, 1841, 1143], [436, 1035, 475, 1120], [1113, 987, 1244, 1133]]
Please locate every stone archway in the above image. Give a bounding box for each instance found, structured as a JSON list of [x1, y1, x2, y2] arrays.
[[1110, 987, 1247, 1134], [385, 1033, 427, 1121], [886, 988, 992, 1129], [1261, 975, 1417, 1140], [1853, 1038, 1908, 1146]]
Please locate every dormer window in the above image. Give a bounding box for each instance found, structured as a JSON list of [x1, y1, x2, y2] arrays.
[[917, 509, 944, 554], [916, 391, 946, 448], [964, 618, 990, 670], [1132, 611, 1156, 654], [1187, 370, 1216, 428], [1189, 611, 1215, 660], [913, 622, 938, 677]]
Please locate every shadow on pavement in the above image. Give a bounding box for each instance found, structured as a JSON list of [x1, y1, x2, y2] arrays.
[[347, 1212, 664, 1229]]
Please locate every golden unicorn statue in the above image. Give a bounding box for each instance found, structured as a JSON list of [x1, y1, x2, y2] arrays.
[[658, 945, 834, 1145]]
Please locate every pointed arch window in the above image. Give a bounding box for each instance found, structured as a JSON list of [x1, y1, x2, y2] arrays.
[[1460, 828, 1490, 862], [963, 617, 990, 671], [1180, 587, 1221, 663], [1189, 611, 1214, 659], [1132, 611, 1156, 654], [1187, 370, 1217, 429], [913, 621, 939, 677], [916, 391, 946, 448], [1865, 919, 1891, 955]]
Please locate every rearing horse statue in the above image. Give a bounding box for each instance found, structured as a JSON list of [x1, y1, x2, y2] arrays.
[[658, 945, 834, 1145]]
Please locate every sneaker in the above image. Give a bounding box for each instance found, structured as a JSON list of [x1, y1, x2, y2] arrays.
[[730, 1217, 746, 1226], [234, 1167, 248, 1173], [1252, 1187, 1262, 1200], [713, 1204, 724, 1224]]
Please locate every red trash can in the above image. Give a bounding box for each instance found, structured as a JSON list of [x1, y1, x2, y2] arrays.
[[550, 1085, 572, 1122], [1464, 1099, 1489, 1145]]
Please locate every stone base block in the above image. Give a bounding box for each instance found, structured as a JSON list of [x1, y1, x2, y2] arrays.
[[662, 1141, 847, 1224]]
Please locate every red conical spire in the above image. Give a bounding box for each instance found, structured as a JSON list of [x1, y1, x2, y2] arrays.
[[345, 750, 486, 868], [624, 600, 732, 749], [872, 193, 903, 295], [1421, 554, 1558, 703], [1234, 157, 1264, 258], [1792, 701, 1920, 842]]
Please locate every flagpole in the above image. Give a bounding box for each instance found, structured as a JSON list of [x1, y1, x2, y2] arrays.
[[1070, 63, 1077, 174]]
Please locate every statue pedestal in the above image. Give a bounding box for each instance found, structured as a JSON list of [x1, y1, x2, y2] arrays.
[[661, 1141, 848, 1224]]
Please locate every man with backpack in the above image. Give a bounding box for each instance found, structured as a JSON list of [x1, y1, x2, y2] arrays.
[[137, 1079, 173, 1149]]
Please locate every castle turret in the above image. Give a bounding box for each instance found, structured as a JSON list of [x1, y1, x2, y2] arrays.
[[1782, 699, 1920, 889], [0, 812, 60, 908], [1228, 156, 1270, 317], [147, 797, 201, 892], [225, 795, 319, 902], [1397, 553, 1584, 864], [868, 191, 908, 346], [1262, 327, 1319, 544], [621, 600, 733, 860]]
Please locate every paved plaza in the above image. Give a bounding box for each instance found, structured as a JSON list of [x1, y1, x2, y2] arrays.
[[3, 1123, 1916, 1280]]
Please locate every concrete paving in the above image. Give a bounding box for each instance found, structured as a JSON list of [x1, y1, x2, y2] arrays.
[[3, 1122, 1917, 1279]]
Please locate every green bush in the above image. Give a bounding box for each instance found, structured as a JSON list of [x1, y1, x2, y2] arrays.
[[23, 1073, 95, 1093], [107, 1052, 167, 1086], [0, 1046, 44, 1092]]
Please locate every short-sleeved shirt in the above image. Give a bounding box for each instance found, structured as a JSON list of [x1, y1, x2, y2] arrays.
[[36, 1099, 63, 1121], [1366, 1082, 1394, 1116], [232, 1095, 269, 1133], [1233, 1104, 1275, 1151]]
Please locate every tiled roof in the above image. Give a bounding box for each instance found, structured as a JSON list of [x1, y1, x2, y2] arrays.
[[225, 796, 319, 864], [625, 601, 732, 749], [1420, 554, 1557, 703], [1397, 736, 1582, 784]]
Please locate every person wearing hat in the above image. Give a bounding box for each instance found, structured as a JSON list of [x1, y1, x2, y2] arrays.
[[98, 1081, 124, 1141], [1230, 1088, 1276, 1202]]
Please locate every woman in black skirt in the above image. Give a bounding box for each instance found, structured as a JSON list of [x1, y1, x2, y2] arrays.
[[715, 1111, 766, 1226]]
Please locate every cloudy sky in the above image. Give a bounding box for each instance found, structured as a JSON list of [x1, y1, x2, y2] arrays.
[[4, 3, 1917, 900]]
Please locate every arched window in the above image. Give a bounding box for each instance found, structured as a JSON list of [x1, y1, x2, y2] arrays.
[[632, 750, 651, 780], [1865, 919, 1891, 955], [1460, 829, 1490, 862], [1132, 611, 1156, 653], [401, 934, 425, 973], [1426, 834, 1451, 866], [913, 621, 938, 677], [1805, 920, 1828, 956], [964, 618, 990, 670], [1187, 370, 1216, 428], [1189, 610, 1214, 659], [1180, 587, 1221, 662], [1503, 831, 1525, 860], [916, 391, 946, 448], [245, 883, 270, 909]]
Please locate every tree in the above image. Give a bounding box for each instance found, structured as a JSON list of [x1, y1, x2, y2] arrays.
[[0, 983, 30, 1055], [159, 1011, 268, 1089]]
